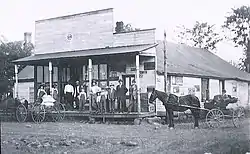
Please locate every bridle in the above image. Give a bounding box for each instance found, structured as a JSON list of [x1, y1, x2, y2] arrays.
[[149, 89, 157, 103]]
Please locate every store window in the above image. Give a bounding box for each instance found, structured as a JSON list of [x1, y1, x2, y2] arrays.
[[99, 64, 107, 80], [92, 65, 98, 80]]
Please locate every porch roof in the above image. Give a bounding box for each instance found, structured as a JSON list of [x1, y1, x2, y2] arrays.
[[13, 44, 157, 64]]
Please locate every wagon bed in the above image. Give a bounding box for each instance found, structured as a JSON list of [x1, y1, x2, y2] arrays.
[[164, 102, 245, 128]]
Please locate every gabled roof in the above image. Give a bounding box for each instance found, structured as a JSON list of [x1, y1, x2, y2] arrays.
[[156, 40, 250, 82]]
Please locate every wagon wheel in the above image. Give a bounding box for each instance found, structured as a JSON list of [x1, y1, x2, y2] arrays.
[[206, 109, 224, 128], [54, 103, 65, 122], [16, 104, 28, 122], [31, 104, 45, 123], [50, 105, 61, 122], [232, 107, 245, 128]]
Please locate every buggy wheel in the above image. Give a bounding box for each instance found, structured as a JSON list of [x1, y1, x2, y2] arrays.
[[31, 104, 45, 123], [232, 107, 245, 128], [16, 104, 28, 122], [206, 109, 224, 128], [50, 105, 60, 122], [55, 103, 65, 122]]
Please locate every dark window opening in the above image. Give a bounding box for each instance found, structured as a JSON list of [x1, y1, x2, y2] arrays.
[[144, 62, 155, 70]]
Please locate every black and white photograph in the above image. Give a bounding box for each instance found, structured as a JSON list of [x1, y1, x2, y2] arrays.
[[0, 0, 250, 153]]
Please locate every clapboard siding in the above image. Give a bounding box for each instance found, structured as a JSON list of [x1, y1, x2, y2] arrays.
[[35, 9, 114, 54], [113, 29, 156, 47], [15, 82, 34, 102]]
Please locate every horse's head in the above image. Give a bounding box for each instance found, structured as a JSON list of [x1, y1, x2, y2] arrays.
[[149, 88, 157, 104]]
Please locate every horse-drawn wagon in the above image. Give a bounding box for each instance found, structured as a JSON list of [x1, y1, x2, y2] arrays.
[[0, 96, 28, 122], [149, 89, 246, 129], [204, 95, 245, 128], [30, 95, 65, 123]]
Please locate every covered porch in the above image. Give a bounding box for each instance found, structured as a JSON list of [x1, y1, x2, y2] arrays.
[[13, 44, 157, 118]]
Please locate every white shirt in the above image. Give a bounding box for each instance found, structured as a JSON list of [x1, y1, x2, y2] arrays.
[[90, 85, 101, 94], [64, 84, 74, 95]]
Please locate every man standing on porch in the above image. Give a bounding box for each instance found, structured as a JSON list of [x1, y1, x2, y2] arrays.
[[107, 83, 116, 113], [74, 80, 81, 109], [90, 80, 101, 112], [64, 81, 74, 110], [128, 79, 138, 112], [116, 79, 128, 113]]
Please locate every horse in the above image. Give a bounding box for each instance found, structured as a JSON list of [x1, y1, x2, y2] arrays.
[[149, 88, 201, 129]]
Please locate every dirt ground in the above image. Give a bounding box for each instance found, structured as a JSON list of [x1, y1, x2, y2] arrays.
[[1, 118, 250, 154]]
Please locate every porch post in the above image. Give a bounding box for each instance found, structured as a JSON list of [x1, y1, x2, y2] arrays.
[[34, 65, 38, 100], [58, 65, 62, 103], [136, 54, 141, 113], [49, 61, 53, 95], [14, 64, 18, 98], [88, 58, 92, 112]]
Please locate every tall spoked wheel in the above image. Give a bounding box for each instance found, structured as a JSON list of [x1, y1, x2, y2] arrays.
[[56, 103, 65, 122], [16, 104, 28, 122], [50, 105, 61, 122], [206, 109, 224, 128], [31, 104, 45, 123], [232, 107, 245, 128]]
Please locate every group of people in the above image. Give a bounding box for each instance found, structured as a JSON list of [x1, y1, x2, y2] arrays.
[[64, 80, 87, 111], [37, 78, 139, 113], [37, 83, 59, 103]]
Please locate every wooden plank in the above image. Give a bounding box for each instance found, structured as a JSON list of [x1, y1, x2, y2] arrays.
[[47, 111, 156, 119], [90, 112, 156, 119]]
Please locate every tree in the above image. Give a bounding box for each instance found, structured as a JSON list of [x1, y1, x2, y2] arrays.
[[223, 5, 250, 72], [115, 21, 140, 33], [229, 60, 245, 70], [176, 21, 223, 51], [0, 41, 33, 98]]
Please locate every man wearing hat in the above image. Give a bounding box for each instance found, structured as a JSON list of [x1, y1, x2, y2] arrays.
[[64, 81, 74, 110], [107, 83, 116, 113], [128, 79, 138, 112], [116, 79, 128, 112], [90, 79, 101, 112]]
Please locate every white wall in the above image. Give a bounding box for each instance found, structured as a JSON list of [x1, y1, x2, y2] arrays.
[[15, 82, 34, 103], [237, 81, 248, 105], [209, 79, 220, 99], [155, 76, 202, 113], [225, 80, 238, 97], [170, 76, 201, 100], [225, 80, 249, 106]]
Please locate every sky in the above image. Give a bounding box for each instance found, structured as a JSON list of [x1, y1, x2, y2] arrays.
[[0, 0, 249, 62]]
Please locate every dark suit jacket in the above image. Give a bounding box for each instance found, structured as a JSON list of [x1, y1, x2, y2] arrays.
[[116, 85, 128, 98], [108, 88, 116, 100]]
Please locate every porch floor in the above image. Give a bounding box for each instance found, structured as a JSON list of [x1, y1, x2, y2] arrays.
[[58, 111, 156, 119]]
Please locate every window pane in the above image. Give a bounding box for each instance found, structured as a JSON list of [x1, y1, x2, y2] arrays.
[[82, 65, 88, 81], [37, 66, 43, 83], [53, 67, 58, 82], [92, 65, 98, 80], [62, 68, 66, 82], [44, 66, 49, 83], [67, 68, 70, 81], [99, 64, 107, 80]]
